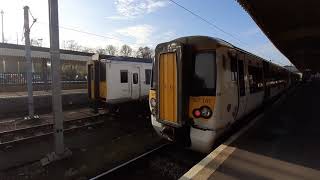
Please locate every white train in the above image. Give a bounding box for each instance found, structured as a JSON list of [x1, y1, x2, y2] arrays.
[[149, 36, 300, 153], [88, 54, 152, 111]]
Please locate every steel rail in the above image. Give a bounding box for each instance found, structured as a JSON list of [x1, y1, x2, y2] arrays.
[[0, 113, 108, 146], [90, 143, 169, 180]]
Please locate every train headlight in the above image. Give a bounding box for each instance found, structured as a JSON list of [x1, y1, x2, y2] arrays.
[[150, 98, 156, 108], [200, 106, 212, 119]]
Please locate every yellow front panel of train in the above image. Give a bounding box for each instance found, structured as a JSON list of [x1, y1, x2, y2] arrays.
[[99, 81, 107, 99], [159, 53, 177, 123]]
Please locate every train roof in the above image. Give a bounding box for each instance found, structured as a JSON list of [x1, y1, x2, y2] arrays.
[[172, 36, 234, 48], [158, 36, 299, 74], [107, 56, 152, 63], [93, 53, 152, 63]]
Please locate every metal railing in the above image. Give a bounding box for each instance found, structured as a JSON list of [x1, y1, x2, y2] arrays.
[[0, 72, 87, 86]]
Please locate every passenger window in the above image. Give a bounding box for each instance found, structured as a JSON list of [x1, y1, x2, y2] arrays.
[[145, 69, 151, 85], [133, 73, 138, 84], [120, 70, 128, 83], [248, 65, 264, 94], [238, 60, 245, 96]]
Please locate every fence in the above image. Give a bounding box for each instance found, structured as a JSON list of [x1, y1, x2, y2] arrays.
[[0, 72, 87, 86]]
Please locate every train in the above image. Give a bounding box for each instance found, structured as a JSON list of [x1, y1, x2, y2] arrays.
[[149, 36, 300, 153], [88, 54, 152, 112]]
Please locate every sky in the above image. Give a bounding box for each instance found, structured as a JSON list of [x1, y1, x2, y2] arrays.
[[0, 0, 292, 66]]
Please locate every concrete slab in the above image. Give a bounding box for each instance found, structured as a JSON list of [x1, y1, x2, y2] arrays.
[[181, 81, 320, 180]]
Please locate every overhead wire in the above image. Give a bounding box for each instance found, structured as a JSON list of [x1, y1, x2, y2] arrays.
[[16, 1, 293, 67], [37, 21, 122, 41], [167, 0, 292, 67], [167, 0, 248, 46]]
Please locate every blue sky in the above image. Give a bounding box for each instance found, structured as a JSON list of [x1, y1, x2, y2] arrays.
[[0, 0, 291, 65]]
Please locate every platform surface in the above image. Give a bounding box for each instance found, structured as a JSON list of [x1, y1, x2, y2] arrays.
[[182, 81, 320, 180]]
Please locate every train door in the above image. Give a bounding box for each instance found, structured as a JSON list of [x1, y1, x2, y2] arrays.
[[131, 67, 140, 99], [237, 57, 247, 118], [159, 52, 178, 124], [88, 64, 94, 99], [88, 62, 99, 100]]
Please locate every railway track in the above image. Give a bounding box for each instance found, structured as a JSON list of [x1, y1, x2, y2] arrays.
[[88, 90, 294, 180], [90, 143, 205, 180], [0, 112, 109, 147]]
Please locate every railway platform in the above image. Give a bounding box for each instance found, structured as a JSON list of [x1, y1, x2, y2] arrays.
[[0, 89, 88, 118], [182, 81, 320, 180]]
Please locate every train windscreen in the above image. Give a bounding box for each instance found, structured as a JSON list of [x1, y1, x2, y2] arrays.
[[191, 52, 216, 96]]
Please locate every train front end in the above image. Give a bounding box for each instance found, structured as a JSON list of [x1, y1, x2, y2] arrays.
[[149, 37, 219, 153]]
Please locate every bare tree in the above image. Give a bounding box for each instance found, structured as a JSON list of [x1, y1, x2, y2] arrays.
[[64, 40, 81, 51], [95, 48, 106, 54], [82, 47, 95, 53], [136, 46, 153, 59], [120, 44, 133, 57], [105, 45, 117, 56]]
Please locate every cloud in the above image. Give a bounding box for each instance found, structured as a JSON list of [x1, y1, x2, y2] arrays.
[[111, 0, 168, 19], [105, 15, 132, 20], [116, 24, 154, 48]]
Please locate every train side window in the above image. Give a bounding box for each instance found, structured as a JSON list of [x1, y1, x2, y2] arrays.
[[238, 60, 245, 96], [230, 57, 238, 81], [145, 69, 151, 85], [120, 70, 128, 83], [133, 73, 138, 84], [248, 65, 264, 94]]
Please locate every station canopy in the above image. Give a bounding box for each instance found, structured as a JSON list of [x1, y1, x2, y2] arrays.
[[237, 0, 320, 72]]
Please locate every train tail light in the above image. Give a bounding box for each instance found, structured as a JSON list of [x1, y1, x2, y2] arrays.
[[192, 106, 212, 119], [193, 109, 201, 118]]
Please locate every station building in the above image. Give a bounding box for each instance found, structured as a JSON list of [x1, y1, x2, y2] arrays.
[[0, 43, 93, 78]]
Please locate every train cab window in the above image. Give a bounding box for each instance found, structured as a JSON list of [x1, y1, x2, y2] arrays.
[[151, 59, 156, 89], [133, 73, 139, 84], [90, 67, 94, 80], [191, 52, 216, 96], [230, 57, 238, 81], [120, 70, 128, 83], [145, 69, 151, 85], [99, 63, 106, 81]]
